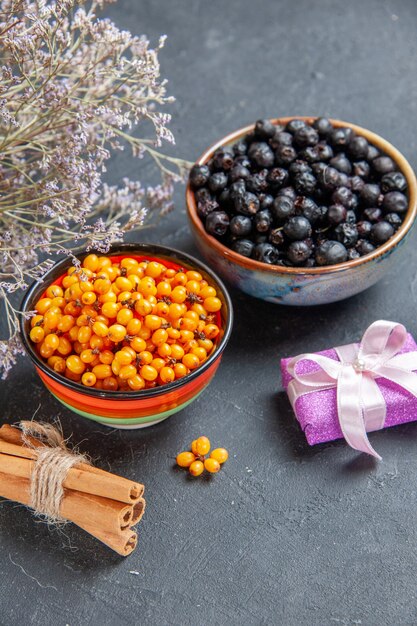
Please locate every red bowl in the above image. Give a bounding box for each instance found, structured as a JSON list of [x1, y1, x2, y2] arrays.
[[20, 243, 233, 429]]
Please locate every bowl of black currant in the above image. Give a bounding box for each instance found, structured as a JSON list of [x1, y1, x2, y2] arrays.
[[186, 117, 417, 305]]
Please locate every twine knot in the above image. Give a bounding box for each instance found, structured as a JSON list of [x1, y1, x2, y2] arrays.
[[20, 421, 89, 523]]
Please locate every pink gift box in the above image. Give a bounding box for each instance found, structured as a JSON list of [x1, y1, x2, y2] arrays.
[[280, 333, 417, 446]]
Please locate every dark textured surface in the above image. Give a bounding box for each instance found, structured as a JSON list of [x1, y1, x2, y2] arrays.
[[2, 1, 417, 624]]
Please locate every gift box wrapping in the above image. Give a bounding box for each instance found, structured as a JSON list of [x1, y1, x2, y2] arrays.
[[280, 333, 417, 446]]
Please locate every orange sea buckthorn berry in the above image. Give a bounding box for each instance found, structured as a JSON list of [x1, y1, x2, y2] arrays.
[[99, 350, 114, 365], [152, 328, 168, 346], [199, 285, 217, 299], [191, 439, 199, 455], [77, 326, 92, 344], [46, 284, 64, 299], [81, 291, 97, 305], [66, 355, 85, 375], [170, 344, 185, 361], [79, 280, 94, 293], [168, 303, 183, 320], [47, 355, 66, 374], [137, 350, 153, 364], [204, 324, 220, 339], [51, 296, 66, 309], [195, 436, 210, 456], [185, 280, 201, 295], [171, 286, 187, 304], [108, 323, 126, 343], [111, 359, 121, 376], [29, 326, 45, 344], [135, 298, 153, 316], [122, 345, 137, 359], [160, 366, 175, 384], [172, 272, 187, 286], [92, 363, 112, 379], [44, 333, 60, 350], [167, 327, 181, 340], [204, 458, 220, 474], [130, 336, 146, 353], [138, 327, 152, 341], [128, 274, 140, 290], [198, 338, 214, 353], [120, 257, 139, 272], [151, 357, 165, 372], [99, 290, 117, 304], [92, 321, 109, 337], [35, 298, 52, 314], [57, 315, 75, 333], [102, 376, 119, 391], [106, 265, 120, 282], [204, 297, 222, 313], [127, 375, 145, 391], [189, 460, 204, 477], [173, 363, 188, 378], [119, 364, 137, 380], [117, 308, 133, 326], [210, 448, 228, 464], [62, 275, 78, 289], [126, 318, 142, 336], [115, 276, 133, 292], [139, 277, 157, 298], [163, 268, 177, 280], [186, 270, 203, 282], [191, 346, 207, 362], [144, 314, 162, 330], [96, 256, 112, 271], [157, 342, 171, 358], [101, 302, 119, 319], [176, 451, 196, 468], [83, 254, 99, 272], [31, 314, 44, 328], [179, 330, 194, 343], [80, 349, 96, 364], [145, 261, 164, 278], [140, 364, 158, 381], [82, 372, 97, 387], [39, 342, 55, 359], [57, 337, 72, 356], [90, 334, 104, 350], [156, 281, 171, 297], [114, 350, 133, 366], [94, 277, 112, 295], [179, 317, 198, 332], [65, 368, 81, 382]]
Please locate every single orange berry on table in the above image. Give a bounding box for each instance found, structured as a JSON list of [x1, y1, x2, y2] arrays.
[[195, 436, 211, 456], [204, 458, 220, 474], [191, 439, 199, 455], [210, 448, 228, 464], [176, 451, 196, 468], [189, 460, 204, 477]]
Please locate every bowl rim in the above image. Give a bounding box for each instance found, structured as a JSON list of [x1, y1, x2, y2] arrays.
[[186, 116, 417, 275], [20, 242, 234, 400]]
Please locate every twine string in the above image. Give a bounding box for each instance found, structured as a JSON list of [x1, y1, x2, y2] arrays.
[[19, 421, 89, 523]]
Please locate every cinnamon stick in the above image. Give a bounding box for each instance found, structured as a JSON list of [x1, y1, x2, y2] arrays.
[[0, 425, 144, 504], [0, 468, 136, 535], [76, 522, 138, 557]]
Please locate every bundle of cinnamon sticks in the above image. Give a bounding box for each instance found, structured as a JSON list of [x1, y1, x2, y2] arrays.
[[0, 424, 145, 556]]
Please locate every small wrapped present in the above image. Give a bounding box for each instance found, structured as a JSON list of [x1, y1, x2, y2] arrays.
[[280, 320, 417, 459]]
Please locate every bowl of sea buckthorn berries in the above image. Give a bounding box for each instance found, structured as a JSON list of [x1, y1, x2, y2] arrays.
[[186, 117, 417, 305], [20, 243, 233, 429]]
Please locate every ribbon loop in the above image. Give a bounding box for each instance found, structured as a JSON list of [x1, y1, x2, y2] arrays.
[[286, 320, 417, 458]]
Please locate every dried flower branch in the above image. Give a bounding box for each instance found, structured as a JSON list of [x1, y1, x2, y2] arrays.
[[0, 0, 191, 377]]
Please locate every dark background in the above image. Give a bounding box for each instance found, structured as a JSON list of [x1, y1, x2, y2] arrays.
[[2, 1, 417, 624]]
